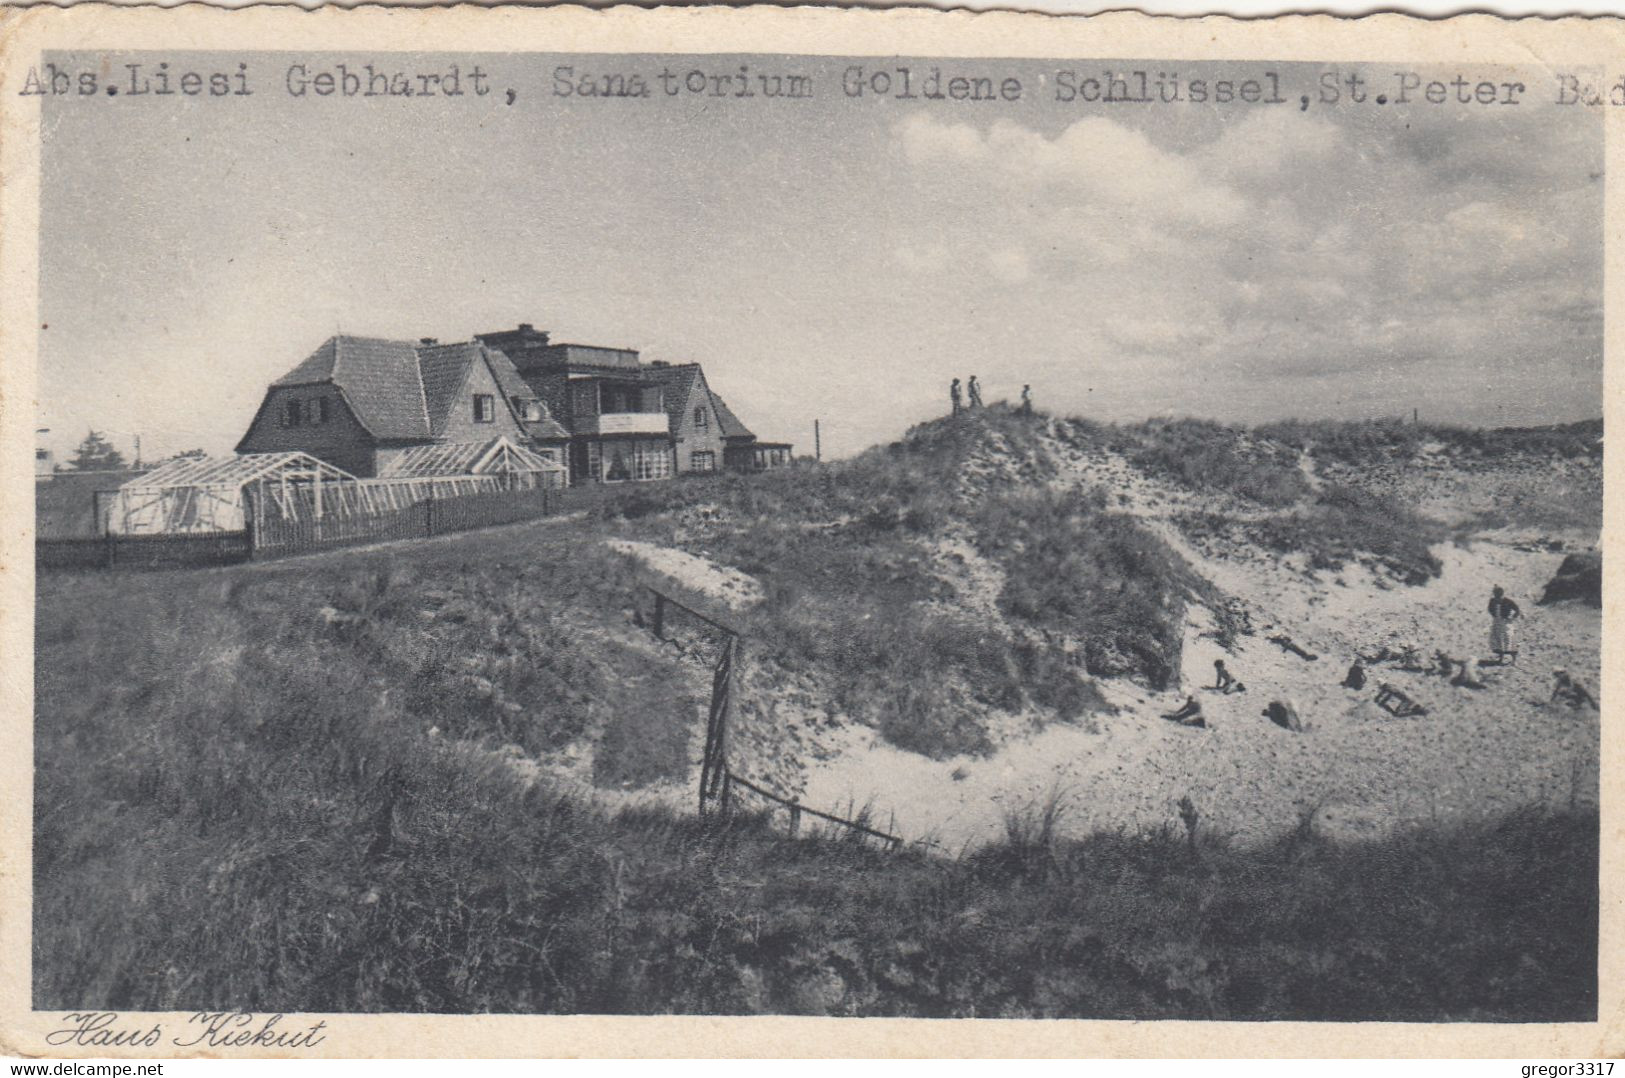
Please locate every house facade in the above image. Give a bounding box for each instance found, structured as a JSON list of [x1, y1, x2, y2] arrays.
[[474, 322, 792, 485], [237, 335, 570, 478]]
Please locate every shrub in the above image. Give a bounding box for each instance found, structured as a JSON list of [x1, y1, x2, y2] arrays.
[[973, 490, 1193, 690], [1125, 418, 1310, 508]]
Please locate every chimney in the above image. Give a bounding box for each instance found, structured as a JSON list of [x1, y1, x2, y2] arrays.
[[419, 337, 438, 346], [518, 323, 534, 333], [649, 360, 669, 368]]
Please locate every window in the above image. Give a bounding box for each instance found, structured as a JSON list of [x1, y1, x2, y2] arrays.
[[690, 450, 715, 473], [35, 448, 48, 461], [573, 384, 597, 417], [694, 405, 708, 429], [283, 399, 303, 428], [635, 440, 673, 481], [473, 394, 496, 423], [512, 396, 543, 422], [306, 398, 328, 425]]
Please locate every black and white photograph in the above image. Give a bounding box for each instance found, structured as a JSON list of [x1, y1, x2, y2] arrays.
[[5, 9, 1613, 1053]]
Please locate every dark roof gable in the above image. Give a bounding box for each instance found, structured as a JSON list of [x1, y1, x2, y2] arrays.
[[708, 391, 755, 440]]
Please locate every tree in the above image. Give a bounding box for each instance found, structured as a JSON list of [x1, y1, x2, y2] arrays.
[[162, 448, 208, 465], [67, 430, 127, 472]]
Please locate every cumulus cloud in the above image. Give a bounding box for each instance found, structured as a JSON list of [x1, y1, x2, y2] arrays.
[[885, 99, 1601, 423]]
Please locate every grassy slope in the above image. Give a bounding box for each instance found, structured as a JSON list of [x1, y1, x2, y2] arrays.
[[36, 504, 1597, 1018]]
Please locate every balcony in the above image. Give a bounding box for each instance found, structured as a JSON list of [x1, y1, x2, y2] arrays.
[[593, 412, 671, 436]]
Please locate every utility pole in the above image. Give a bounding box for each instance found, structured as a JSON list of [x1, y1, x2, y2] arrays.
[[814, 419, 821, 462]]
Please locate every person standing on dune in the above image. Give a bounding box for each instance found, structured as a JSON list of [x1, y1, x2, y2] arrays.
[[1488, 585, 1522, 665]]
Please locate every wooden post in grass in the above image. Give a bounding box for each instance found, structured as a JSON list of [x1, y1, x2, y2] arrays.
[[789, 800, 801, 837]]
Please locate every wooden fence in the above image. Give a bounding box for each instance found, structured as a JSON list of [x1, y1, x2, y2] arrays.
[[247, 484, 558, 558], [648, 585, 903, 851], [35, 531, 252, 571]]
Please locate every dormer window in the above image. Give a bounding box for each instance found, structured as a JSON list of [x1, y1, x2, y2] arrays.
[[283, 400, 303, 428], [694, 406, 708, 430], [474, 394, 496, 423]]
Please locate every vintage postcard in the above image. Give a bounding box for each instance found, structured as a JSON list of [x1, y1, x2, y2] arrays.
[[0, 3, 1620, 1059]]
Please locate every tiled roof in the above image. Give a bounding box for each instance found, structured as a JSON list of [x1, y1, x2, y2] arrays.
[[486, 347, 571, 440], [416, 342, 478, 437], [274, 336, 430, 440], [642, 364, 701, 436], [268, 336, 579, 444], [708, 391, 755, 441]]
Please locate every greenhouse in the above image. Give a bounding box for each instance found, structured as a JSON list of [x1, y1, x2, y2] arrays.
[[106, 438, 566, 536]]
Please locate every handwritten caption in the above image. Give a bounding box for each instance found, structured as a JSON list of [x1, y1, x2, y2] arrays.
[[46, 1011, 328, 1051], [15, 60, 1625, 110]]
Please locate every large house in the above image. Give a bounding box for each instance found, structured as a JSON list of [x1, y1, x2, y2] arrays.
[[473, 322, 792, 486], [238, 324, 791, 485], [236, 335, 570, 478]]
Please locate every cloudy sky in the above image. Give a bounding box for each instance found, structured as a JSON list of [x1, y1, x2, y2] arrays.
[[38, 54, 1602, 461]]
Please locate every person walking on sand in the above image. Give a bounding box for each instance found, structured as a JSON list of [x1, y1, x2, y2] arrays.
[[950, 378, 963, 416], [967, 375, 983, 409], [1487, 585, 1522, 665]]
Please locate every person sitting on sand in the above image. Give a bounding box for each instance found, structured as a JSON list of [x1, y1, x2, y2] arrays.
[[1162, 695, 1206, 728], [1342, 661, 1366, 690], [1551, 668, 1599, 710], [1262, 698, 1302, 732], [1450, 657, 1487, 690], [1375, 682, 1428, 717], [1488, 585, 1522, 665], [1211, 659, 1246, 694]]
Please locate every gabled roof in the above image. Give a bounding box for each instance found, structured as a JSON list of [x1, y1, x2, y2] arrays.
[[642, 363, 703, 435], [708, 391, 755, 441], [273, 336, 430, 440], [416, 342, 479, 437], [264, 336, 574, 444], [484, 348, 571, 441]]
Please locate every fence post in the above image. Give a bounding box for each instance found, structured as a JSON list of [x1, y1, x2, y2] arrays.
[[789, 801, 801, 837], [425, 484, 436, 536]]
